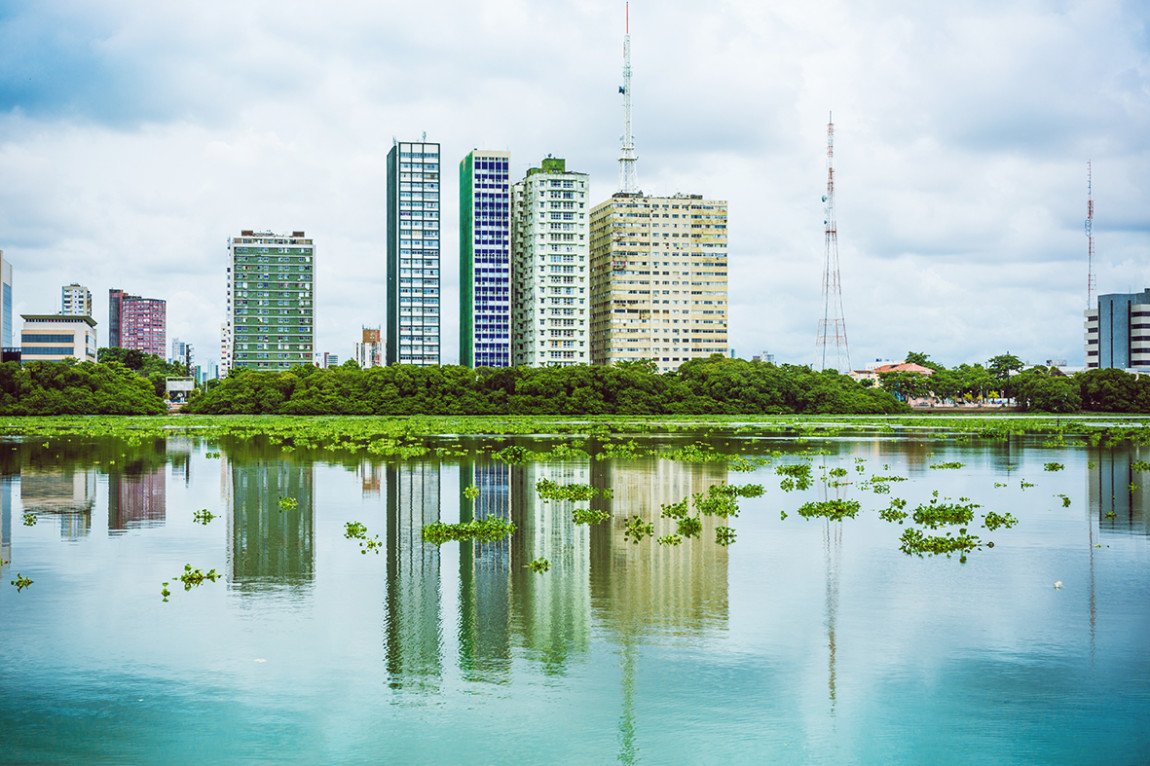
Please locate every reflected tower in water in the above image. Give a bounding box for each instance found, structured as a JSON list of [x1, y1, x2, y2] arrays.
[[108, 467, 166, 534], [226, 456, 315, 588], [509, 462, 592, 673], [1, 474, 11, 569], [386, 462, 443, 691], [1090, 444, 1150, 535], [22, 466, 96, 540], [457, 460, 512, 683]]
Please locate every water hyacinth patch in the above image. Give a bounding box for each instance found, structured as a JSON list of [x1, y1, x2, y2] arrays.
[[796, 499, 861, 520], [422, 517, 516, 545]]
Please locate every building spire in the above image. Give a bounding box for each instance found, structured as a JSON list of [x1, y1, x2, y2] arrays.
[[618, 2, 639, 194]]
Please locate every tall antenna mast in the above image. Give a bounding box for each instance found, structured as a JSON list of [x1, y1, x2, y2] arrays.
[[815, 112, 851, 373], [1086, 160, 1096, 308], [618, 2, 638, 194]]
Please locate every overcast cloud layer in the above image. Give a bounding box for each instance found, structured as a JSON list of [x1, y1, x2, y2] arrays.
[[1, 0, 1148, 370]]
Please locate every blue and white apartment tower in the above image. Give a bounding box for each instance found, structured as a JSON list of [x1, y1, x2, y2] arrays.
[[459, 150, 512, 368], [1085, 289, 1150, 370], [1, 251, 12, 349], [387, 139, 441, 366]]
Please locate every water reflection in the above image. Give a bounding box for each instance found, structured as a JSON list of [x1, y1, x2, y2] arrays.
[[1, 475, 10, 569], [510, 462, 592, 673], [1089, 445, 1150, 535], [226, 455, 315, 589], [385, 462, 442, 691], [22, 467, 96, 539], [458, 460, 512, 683], [108, 468, 165, 534]]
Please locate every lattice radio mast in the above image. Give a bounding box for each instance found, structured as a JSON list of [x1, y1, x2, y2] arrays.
[[1086, 160, 1096, 308], [815, 113, 850, 373], [618, 2, 638, 194]]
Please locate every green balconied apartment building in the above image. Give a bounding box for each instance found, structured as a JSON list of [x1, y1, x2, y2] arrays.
[[225, 230, 315, 373]]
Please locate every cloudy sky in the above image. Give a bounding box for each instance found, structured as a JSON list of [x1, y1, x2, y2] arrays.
[[1, 0, 1147, 370]]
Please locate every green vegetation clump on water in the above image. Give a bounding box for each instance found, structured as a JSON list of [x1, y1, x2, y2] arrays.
[[797, 499, 862, 520], [422, 517, 516, 545]]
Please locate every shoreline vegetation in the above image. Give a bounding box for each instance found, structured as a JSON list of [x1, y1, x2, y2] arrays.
[[2, 353, 1150, 417]]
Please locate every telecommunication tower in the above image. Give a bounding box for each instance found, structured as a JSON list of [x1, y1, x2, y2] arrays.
[[1086, 160, 1096, 309], [815, 113, 850, 373], [618, 2, 638, 194]]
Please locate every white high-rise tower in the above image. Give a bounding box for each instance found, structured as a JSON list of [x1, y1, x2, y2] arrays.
[[618, 3, 638, 195]]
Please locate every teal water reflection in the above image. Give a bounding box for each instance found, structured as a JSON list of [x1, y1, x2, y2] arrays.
[[0, 431, 1148, 763]]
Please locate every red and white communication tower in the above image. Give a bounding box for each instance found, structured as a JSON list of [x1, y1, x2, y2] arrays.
[[1086, 161, 1096, 309], [815, 113, 851, 373]]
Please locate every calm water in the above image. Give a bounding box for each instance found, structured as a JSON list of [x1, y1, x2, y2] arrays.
[[1, 430, 1148, 764]]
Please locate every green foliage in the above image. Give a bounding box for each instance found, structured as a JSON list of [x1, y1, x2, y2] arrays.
[[1043, 462, 1064, 472], [0, 360, 166, 415], [623, 515, 655, 544], [796, 499, 861, 520], [880, 498, 909, 523], [161, 582, 170, 601], [463, 484, 480, 500], [657, 534, 683, 546], [22, 512, 36, 526], [828, 467, 848, 478], [422, 517, 516, 544], [10, 573, 33, 591], [572, 508, 611, 525], [536, 479, 598, 502], [660, 498, 689, 519], [345, 521, 383, 553], [677, 515, 703, 539], [526, 558, 551, 574], [1132, 461, 1150, 472], [182, 357, 909, 416], [776, 463, 813, 491], [899, 528, 982, 561], [177, 564, 221, 590], [277, 497, 299, 511], [714, 526, 737, 546], [912, 498, 979, 528], [193, 509, 216, 524], [983, 511, 1018, 530], [930, 462, 965, 470]]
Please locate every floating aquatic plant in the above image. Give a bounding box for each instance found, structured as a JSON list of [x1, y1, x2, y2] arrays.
[[1043, 462, 1065, 472], [658, 534, 683, 546], [929, 462, 965, 470], [677, 516, 703, 539], [796, 499, 861, 521], [22, 513, 36, 527], [526, 558, 550, 574], [572, 508, 610, 525], [422, 517, 516, 544], [714, 526, 737, 546], [193, 509, 216, 524], [536, 479, 598, 502], [912, 499, 978, 528], [177, 564, 221, 590], [880, 498, 909, 523], [899, 527, 983, 561], [623, 516, 654, 544], [11, 573, 33, 591], [277, 497, 299, 512], [463, 484, 480, 501], [983, 511, 1018, 530]]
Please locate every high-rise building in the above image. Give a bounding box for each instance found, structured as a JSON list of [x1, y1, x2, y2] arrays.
[[387, 139, 441, 366], [355, 327, 383, 368], [460, 150, 512, 369], [1, 251, 12, 349], [220, 323, 231, 375], [1085, 289, 1150, 370], [170, 337, 187, 365], [20, 314, 98, 362], [225, 230, 315, 373], [510, 157, 590, 367], [108, 289, 166, 356], [62, 284, 92, 316], [589, 194, 728, 372]]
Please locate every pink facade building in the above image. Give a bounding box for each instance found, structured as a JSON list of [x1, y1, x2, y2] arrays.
[[108, 289, 166, 356]]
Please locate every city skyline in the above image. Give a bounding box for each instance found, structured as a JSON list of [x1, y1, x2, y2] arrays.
[[0, 1, 1148, 369]]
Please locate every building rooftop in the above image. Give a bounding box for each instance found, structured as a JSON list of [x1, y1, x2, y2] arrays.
[[21, 314, 97, 327]]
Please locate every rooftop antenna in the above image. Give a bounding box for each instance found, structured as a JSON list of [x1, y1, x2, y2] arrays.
[[1086, 160, 1096, 308], [618, 2, 639, 194], [815, 112, 851, 373]]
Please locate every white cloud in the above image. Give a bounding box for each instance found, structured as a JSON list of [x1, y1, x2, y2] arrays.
[[1, 0, 1148, 369]]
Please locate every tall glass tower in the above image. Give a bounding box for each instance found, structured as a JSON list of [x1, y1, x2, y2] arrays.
[[1, 251, 12, 349], [387, 139, 441, 366], [459, 150, 511, 368]]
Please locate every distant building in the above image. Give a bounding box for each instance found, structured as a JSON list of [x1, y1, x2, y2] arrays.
[[387, 139, 441, 366], [355, 327, 383, 368], [850, 362, 934, 384], [459, 150, 512, 368], [1085, 289, 1150, 370], [62, 284, 92, 316], [170, 337, 187, 365], [20, 314, 98, 362], [219, 323, 231, 375], [1, 251, 12, 349], [225, 230, 315, 373], [752, 351, 775, 364], [316, 352, 339, 368], [511, 157, 590, 367], [108, 289, 165, 356], [589, 193, 728, 373]]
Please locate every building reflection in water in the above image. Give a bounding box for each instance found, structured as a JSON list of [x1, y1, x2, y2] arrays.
[[107, 468, 165, 535], [21, 466, 97, 540], [510, 461, 591, 674], [385, 462, 442, 691], [1089, 445, 1150, 535], [457, 460, 512, 683], [1, 474, 11, 570], [226, 455, 315, 589]]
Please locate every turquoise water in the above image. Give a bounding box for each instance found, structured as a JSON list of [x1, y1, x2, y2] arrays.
[[1, 432, 1148, 764]]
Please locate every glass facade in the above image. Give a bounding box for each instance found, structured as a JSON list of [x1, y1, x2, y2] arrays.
[[226, 231, 315, 372], [1, 253, 12, 349], [459, 150, 511, 369], [387, 140, 441, 366]]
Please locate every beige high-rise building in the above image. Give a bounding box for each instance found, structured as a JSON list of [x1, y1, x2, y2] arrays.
[[510, 157, 590, 367], [589, 194, 728, 373]]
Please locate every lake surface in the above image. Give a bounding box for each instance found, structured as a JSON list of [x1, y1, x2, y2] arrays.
[[2, 428, 1148, 764]]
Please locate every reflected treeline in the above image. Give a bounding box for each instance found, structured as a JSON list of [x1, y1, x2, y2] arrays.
[[225, 453, 315, 590], [1089, 444, 1150, 535], [385, 462, 443, 691]]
